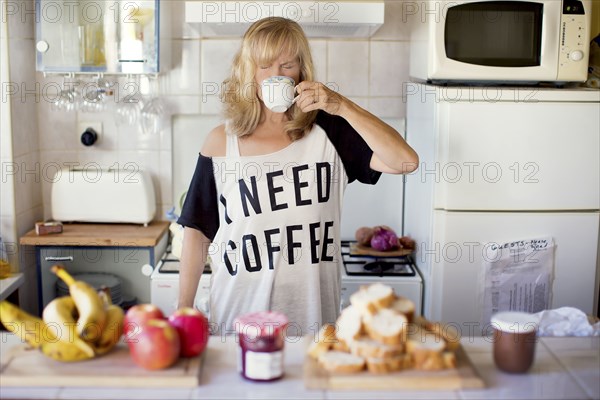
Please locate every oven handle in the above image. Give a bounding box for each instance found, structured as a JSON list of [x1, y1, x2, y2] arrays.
[[44, 256, 74, 262]]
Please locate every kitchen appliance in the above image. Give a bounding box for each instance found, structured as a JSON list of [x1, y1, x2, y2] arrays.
[[340, 241, 423, 315], [409, 0, 592, 83], [404, 84, 600, 334], [185, 1, 384, 38], [51, 168, 156, 225], [150, 252, 211, 316]]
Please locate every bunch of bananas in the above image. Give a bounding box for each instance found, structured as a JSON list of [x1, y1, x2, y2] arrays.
[[0, 265, 124, 362]]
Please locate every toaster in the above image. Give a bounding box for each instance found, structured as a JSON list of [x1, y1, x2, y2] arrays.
[[51, 168, 156, 225]]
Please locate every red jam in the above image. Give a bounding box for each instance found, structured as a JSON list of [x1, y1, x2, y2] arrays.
[[234, 311, 288, 382]]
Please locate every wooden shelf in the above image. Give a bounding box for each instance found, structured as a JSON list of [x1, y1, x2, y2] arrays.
[[19, 221, 170, 247]]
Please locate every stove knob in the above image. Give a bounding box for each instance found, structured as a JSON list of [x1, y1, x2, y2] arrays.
[[141, 264, 153, 276]]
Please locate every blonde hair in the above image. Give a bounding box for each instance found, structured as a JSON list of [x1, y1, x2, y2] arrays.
[[221, 17, 318, 141]]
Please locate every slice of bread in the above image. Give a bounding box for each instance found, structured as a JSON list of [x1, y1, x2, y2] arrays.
[[363, 308, 408, 345], [413, 316, 461, 351], [390, 296, 416, 323], [428, 322, 461, 351], [307, 324, 336, 359], [443, 351, 457, 369], [332, 339, 350, 352], [406, 325, 447, 371], [349, 336, 404, 359], [350, 283, 395, 315], [318, 351, 365, 373], [413, 315, 435, 331], [406, 325, 446, 353], [335, 305, 363, 344], [365, 354, 410, 373]]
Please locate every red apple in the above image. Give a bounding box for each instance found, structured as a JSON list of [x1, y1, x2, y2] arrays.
[[168, 307, 210, 357], [123, 304, 165, 336], [128, 319, 180, 370]]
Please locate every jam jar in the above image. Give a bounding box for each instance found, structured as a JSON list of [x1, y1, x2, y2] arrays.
[[234, 311, 288, 382]]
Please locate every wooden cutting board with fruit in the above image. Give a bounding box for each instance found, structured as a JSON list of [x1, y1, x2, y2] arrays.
[[0, 265, 209, 387], [0, 342, 203, 387], [352, 226, 416, 257], [303, 283, 485, 390]]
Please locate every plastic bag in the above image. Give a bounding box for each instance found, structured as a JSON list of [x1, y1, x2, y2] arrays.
[[480, 237, 555, 327]]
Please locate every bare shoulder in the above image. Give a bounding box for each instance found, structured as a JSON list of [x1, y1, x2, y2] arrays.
[[201, 124, 227, 157]]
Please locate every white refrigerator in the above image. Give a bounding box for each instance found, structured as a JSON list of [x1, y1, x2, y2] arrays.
[[404, 84, 600, 334]]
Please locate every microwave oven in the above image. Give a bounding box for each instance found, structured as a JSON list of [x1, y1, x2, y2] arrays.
[[409, 0, 592, 83]]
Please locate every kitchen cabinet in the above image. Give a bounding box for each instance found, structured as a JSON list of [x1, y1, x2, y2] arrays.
[[35, 0, 159, 74], [19, 222, 169, 313], [404, 84, 600, 333]]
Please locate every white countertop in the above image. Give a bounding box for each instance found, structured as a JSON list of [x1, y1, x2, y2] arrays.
[[0, 332, 598, 399]]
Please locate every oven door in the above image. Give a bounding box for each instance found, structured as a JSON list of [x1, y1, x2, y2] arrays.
[[340, 273, 423, 316], [150, 262, 212, 316]]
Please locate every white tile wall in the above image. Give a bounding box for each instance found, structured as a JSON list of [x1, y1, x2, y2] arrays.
[[161, 39, 202, 95], [370, 41, 409, 97], [200, 39, 240, 93], [327, 41, 370, 97], [309, 40, 327, 82]]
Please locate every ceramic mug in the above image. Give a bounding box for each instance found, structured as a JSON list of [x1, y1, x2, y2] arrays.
[[260, 76, 295, 113], [491, 311, 539, 374]]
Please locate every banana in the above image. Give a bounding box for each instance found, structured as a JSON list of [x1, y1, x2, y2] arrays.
[[0, 301, 57, 348], [92, 290, 124, 355], [42, 296, 95, 357], [40, 339, 95, 362], [51, 265, 107, 342]]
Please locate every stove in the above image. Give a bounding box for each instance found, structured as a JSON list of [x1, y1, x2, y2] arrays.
[[341, 240, 416, 277], [150, 252, 212, 316], [339, 241, 423, 315]]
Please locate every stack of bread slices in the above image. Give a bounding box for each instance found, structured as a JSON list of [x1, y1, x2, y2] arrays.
[[308, 283, 460, 374]]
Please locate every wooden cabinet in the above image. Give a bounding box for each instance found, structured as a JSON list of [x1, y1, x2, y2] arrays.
[[20, 222, 168, 313]]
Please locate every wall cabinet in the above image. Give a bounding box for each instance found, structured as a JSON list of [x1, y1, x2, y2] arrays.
[[35, 0, 159, 74]]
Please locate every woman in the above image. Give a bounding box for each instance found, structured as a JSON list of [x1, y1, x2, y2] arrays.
[[177, 17, 418, 335]]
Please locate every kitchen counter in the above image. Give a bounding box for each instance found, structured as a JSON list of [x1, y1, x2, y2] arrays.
[[0, 332, 598, 400], [19, 221, 169, 247]]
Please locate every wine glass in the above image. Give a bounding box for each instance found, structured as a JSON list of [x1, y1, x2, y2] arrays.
[[52, 76, 78, 111], [140, 96, 165, 135], [116, 93, 144, 126]]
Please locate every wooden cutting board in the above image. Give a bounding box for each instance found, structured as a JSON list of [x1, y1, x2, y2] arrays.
[[304, 345, 485, 390], [350, 242, 413, 257], [0, 343, 202, 388]]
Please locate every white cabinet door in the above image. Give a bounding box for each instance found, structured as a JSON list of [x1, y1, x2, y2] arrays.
[[434, 101, 600, 211], [421, 211, 599, 334]]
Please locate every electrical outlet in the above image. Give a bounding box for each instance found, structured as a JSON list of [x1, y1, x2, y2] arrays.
[[78, 121, 102, 143]]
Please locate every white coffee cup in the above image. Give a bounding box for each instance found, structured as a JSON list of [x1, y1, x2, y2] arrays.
[[260, 76, 295, 113]]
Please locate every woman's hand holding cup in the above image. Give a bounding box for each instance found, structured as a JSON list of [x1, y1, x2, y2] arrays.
[[293, 81, 344, 115]]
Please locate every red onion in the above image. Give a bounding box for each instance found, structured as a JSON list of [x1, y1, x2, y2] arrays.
[[370, 226, 399, 251]]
